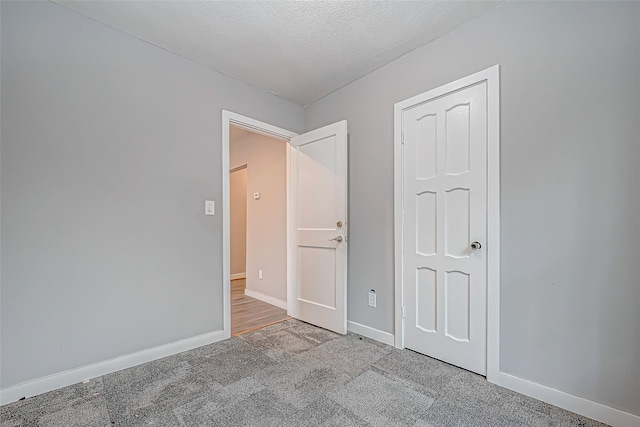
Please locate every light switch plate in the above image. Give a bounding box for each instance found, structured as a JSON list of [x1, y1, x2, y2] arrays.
[[205, 200, 215, 215]]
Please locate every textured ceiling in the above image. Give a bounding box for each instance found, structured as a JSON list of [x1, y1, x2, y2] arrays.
[[56, 1, 502, 106]]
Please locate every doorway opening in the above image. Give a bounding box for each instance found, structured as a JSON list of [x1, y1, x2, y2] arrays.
[[222, 111, 349, 339], [222, 112, 298, 339], [228, 125, 291, 336]]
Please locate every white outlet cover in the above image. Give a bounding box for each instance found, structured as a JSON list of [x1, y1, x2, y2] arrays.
[[205, 200, 215, 215]]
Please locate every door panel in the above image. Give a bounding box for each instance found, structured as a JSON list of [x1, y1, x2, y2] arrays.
[[444, 270, 470, 342], [416, 192, 437, 255], [416, 267, 437, 332], [298, 246, 336, 309], [403, 82, 487, 374], [297, 135, 337, 229], [290, 121, 347, 334], [445, 188, 470, 258]]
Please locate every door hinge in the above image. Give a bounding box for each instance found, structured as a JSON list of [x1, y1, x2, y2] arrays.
[[402, 306, 406, 319]]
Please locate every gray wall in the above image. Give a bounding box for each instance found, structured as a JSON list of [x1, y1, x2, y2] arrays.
[[304, 1, 640, 416], [0, 1, 303, 388], [229, 167, 247, 276]]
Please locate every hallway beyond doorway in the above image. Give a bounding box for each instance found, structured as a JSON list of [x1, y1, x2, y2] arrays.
[[231, 278, 289, 336]]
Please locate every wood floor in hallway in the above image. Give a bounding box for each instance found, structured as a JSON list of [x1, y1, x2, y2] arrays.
[[231, 278, 290, 336]]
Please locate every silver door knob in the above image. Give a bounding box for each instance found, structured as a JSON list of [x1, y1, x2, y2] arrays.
[[329, 236, 343, 243], [470, 242, 482, 250]]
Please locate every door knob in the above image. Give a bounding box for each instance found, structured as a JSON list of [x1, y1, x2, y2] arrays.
[[328, 236, 343, 243], [470, 241, 482, 250]]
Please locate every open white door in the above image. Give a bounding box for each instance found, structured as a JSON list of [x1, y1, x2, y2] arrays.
[[289, 121, 348, 334]]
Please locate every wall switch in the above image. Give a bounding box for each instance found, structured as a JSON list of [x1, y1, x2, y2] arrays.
[[368, 289, 376, 308], [205, 200, 215, 215], [253, 192, 260, 200], [258, 269, 263, 279]]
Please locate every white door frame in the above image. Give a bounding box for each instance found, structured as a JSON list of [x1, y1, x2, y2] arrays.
[[393, 65, 501, 380], [222, 110, 298, 339]]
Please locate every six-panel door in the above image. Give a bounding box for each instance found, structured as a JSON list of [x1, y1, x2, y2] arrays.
[[403, 82, 488, 375]]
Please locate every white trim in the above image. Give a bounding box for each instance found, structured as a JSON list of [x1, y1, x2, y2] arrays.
[[230, 272, 246, 280], [485, 65, 501, 380], [0, 329, 225, 406], [222, 115, 231, 340], [393, 82, 404, 349], [222, 111, 298, 340], [393, 65, 501, 380], [244, 289, 287, 310], [347, 321, 395, 346], [285, 141, 292, 317], [495, 372, 640, 427]]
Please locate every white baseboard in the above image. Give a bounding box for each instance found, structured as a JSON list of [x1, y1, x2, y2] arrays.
[[494, 372, 640, 427], [347, 321, 395, 346], [230, 272, 246, 280], [0, 329, 226, 406], [244, 289, 287, 310]]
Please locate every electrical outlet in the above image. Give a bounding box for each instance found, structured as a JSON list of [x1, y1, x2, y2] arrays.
[[368, 289, 376, 308], [258, 269, 263, 279]]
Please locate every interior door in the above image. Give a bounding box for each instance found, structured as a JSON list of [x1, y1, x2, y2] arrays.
[[289, 121, 348, 334], [403, 82, 487, 374]]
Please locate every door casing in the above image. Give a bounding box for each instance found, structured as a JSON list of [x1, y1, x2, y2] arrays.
[[393, 65, 501, 380], [222, 111, 298, 339]]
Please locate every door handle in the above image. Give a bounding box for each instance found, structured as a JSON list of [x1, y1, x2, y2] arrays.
[[328, 236, 343, 243], [470, 241, 482, 250]]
